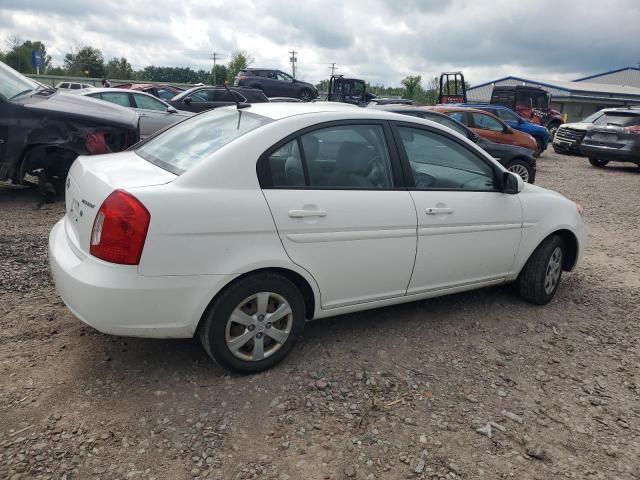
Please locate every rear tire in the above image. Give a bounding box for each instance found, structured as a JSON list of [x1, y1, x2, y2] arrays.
[[517, 235, 565, 305], [199, 273, 305, 373], [589, 157, 609, 168], [298, 88, 313, 102]]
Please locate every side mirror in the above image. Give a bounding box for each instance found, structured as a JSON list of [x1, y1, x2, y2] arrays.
[[502, 171, 524, 194], [166, 106, 177, 113], [503, 126, 512, 134], [470, 132, 480, 143], [183, 97, 191, 104]]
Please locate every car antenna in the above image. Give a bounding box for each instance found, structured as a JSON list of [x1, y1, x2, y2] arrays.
[[222, 81, 250, 110]]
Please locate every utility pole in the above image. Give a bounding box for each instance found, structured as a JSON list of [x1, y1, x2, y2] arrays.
[[289, 50, 297, 78], [210, 52, 222, 85], [329, 62, 338, 77]]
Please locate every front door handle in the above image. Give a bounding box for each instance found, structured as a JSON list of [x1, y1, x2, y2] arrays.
[[426, 207, 453, 215], [288, 209, 327, 218]]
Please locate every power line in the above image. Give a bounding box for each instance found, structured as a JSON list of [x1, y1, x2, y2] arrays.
[[289, 49, 297, 78], [329, 62, 338, 77]]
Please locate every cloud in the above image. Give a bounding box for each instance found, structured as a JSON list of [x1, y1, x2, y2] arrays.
[[0, 0, 638, 86]]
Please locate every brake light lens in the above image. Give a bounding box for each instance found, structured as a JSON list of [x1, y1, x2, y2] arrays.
[[86, 132, 109, 154], [623, 125, 640, 134], [90, 190, 150, 265], [237, 75, 248, 80]]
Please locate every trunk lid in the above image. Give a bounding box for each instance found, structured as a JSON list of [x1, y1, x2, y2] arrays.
[[585, 125, 627, 149], [64, 151, 175, 256]]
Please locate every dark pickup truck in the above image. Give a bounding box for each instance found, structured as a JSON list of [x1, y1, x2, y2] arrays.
[[0, 61, 139, 189]]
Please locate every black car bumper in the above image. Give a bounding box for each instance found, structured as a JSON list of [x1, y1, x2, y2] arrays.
[[580, 143, 640, 164], [552, 140, 582, 155]]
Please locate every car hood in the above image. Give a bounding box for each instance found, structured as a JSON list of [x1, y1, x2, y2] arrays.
[[19, 91, 139, 129], [559, 122, 591, 131]]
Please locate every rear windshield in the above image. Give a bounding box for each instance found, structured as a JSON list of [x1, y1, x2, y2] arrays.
[[135, 108, 272, 174], [593, 112, 640, 127]]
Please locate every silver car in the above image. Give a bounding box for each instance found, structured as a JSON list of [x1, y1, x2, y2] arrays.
[[71, 88, 193, 138]]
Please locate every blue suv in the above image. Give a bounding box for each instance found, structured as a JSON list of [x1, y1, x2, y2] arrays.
[[459, 104, 550, 156]]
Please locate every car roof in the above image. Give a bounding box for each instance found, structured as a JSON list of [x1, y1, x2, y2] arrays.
[[235, 102, 435, 121], [74, 87, 165, 100], [431, 106, 489, 115]]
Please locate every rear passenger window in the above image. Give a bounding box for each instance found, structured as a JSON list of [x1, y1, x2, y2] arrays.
[[268, 140, 303, 187], [265, 125, 394, 189]]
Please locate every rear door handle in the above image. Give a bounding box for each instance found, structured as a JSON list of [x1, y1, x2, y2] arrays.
[[426, 207, 453, 215], [288, 209, 327, 218]]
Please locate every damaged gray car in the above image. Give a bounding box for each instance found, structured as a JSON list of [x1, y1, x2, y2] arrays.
[[0, 61, 139, 193]]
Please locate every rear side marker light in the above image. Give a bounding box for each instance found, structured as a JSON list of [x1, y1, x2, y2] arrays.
[[90, 190, 150, 265]]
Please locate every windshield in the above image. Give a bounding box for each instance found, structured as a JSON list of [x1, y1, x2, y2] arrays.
[[593, 112, 640, 127], [0, 61, 40, 100], [581, 111, 604, 123], [136, 108, 272, 174]]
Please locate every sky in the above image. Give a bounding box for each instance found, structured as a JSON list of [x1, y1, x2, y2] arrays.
[[1, 0, 639, 87]]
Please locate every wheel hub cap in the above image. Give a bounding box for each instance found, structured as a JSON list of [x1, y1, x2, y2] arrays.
[[225, 292, 293, 362], [508, 164, 529, 183], [544, 247, 563, 295]]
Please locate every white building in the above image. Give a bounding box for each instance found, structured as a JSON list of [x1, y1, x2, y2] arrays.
[[467, 67, 640, 122]]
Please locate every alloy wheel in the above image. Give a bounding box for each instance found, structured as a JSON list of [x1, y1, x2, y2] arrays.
[[225, 292, 293, 362], [544, 247, 563, 295], [507, 163, 530, 183]]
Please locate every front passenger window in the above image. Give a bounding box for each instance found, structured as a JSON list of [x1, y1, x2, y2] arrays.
[[397, 127, 495, 191], [472, 113, 504, 132]]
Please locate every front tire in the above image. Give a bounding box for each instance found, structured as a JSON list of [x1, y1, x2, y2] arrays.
[[506, 159, 534, 183], [517, 235, 565, 305], [199, 273, 305, 373], [589, 157, 609, 168]]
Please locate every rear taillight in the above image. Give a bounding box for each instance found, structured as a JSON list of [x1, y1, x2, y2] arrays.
[[237, 75, 248, 81], [623, 125, 640, 134], [90, 190, 150, 265], [86, 132, 109, 154]]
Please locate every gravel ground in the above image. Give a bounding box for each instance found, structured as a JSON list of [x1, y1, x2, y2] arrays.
[[1, 151, 639, 480]]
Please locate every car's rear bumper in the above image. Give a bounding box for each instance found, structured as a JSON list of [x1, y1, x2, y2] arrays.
[[49, 220, 234, 338], [580, 143, 640, 163]]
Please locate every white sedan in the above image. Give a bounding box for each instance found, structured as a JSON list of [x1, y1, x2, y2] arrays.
[[70, 87, 193, 138], [49, 103, 587, 372]]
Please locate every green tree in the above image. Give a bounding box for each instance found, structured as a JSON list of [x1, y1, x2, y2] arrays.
[[47, 65, 66, 76], [211, 64, 227, 85], [105, 57, 133, 80], [64, 45, 104, 77], [226, 50, 253, 83], [401, 75, 422, 100], [3, 37, 52, 74]]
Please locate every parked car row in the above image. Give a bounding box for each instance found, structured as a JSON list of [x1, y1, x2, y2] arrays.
[[370, 104, 537, 183], [553, 107, 640, 169]]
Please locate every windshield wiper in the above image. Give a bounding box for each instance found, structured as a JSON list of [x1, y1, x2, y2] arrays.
[[9, 88, 35, 100]]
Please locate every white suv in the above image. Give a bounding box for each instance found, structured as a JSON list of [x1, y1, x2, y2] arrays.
[[49, 103, 587, 372]]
